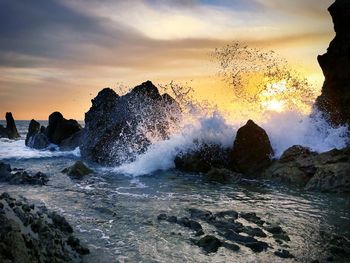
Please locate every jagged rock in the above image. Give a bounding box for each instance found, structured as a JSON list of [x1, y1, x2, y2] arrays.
[[231, 120, 273, 176], [46, 112, 82, 145], [0, 193, 89, 262], [25, 120, 50, 149], [81, 81, 181, 165], [195, 235, 223, 253], [274, 249, 295, 259], [265, 146, 350, 192], [0, 112, 20, 139], [174, 143, 231, 173], [205, 168, 241, 183], [62, 161, 93, 178], [0, 162, 48, 185], [315, 0, 350, 127]]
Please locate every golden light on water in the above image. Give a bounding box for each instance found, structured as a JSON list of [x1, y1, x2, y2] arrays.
[[260, 80, 287, 112]]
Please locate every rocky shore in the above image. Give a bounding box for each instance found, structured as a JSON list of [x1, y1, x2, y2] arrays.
[[0, 192, 89, 263]]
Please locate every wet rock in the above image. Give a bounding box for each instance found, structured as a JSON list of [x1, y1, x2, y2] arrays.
[[231, 120, 273, 176], [25, 119, 50, 149], [214, 210, 239, 220], [167, 216, 177, 223], [62, 161, 93, 178], [189, 208, 215, 221], [274, 249, 295, 258], [243, 226, 267, 238], [222, 242, 240, 252], [195, 235, 222, 253], [59, 130, 82, 151], [265, 224, 290, 242], [81, 81, 181, 165], [265, 146, 350, 192], [25, 119, 40, 146], [157, 213, 167, 221], [0, 112, 20, 139], [314, 0, 350, 127], [46, 112, 82, 145], [0, 193, 89, 262], [175, 144, 231, 173], [205, 168, 241, 183], [240, 212, 265, 226], [178, 217, 203, 232], [0, 162, 48, 185], [224, 230, 268, 252]]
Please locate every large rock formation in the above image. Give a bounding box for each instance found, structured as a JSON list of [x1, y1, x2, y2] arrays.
[[0, 193, 89, 263], [315, 0, 350, 127], [81, 81, 181, 165], [0, 112, 20, 139], [25, 113, 82, 150], [264, 145, 350, 193], [231, 120, 274, 176]]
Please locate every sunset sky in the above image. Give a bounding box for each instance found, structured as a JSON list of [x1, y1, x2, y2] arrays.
[[0, 0, 334, 120]]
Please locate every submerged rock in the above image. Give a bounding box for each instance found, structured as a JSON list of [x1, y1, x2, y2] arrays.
[[62, 161, 93, 178], [0, 162, 48, 185], [231, 120, 273, 176], [0, 112, 20, 139], [315, 0, 350, 127], [174, 143, 231, 173], [81, 81, 181, 165], [205, 168, 241, 183], [195, 235, 222, 253], [0, 193, 89, 262], [265, 146, 350, 193]]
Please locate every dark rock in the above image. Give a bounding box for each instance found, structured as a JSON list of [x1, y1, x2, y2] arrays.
[[62, 161, 93, 178], [240, 212, 265, 226], [196, 235, 222, 253], [49, 211, 73, 233], [243, 226, 267, 238], [177, 217, 202, 231], [175, 144, 231, 173], [279, 145, 316, 163], [46, 112, 82, 145], [274, 249, 295, 258], [81, 81, 181, 165], [157, 213, 167, 221], [222, 242, 240, 252], [25, 119, 40, 146], [0, 162, 48, 185], [189, 208, 214, 220], [231, 120, 273, 176], [0, 193, 88, 262], [314, 0, 350, 127], [59, 130, 82, 151], [0, 112, 20, 139], [25, 119, 50, 149], [224, 230, 268, 252], [205, 168, 241, 183], [167, 216, 177, 223], [214, 210, 239, 220]]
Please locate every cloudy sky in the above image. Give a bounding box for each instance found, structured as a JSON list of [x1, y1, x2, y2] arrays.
[[0, 0, 334, 119]]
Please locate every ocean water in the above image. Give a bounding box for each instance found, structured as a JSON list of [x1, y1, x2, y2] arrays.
[[0, 117, 349, 262]]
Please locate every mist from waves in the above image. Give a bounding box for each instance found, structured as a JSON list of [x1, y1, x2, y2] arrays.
[[115, 107, 349, 176]]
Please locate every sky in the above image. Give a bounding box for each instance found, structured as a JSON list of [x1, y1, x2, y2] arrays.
[[0, 0, 334, 120]]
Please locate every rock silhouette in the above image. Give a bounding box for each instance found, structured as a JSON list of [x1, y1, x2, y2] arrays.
[[0, 112, 20, 139]]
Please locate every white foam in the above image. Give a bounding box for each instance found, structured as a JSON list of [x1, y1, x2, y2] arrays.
[[0, 138, 80, 160], [114, 109, 349, 176]]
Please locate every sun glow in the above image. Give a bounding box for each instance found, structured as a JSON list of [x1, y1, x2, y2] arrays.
[[260, 80, 287, 112]]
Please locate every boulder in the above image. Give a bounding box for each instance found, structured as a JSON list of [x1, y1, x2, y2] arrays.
[[81, 81, 181, 165], [25, 119, 50, 149], [195, 235, 222, 253], [174, 144, 231, 173], [0, 193, 89, 262], [265, 146, 350, 193], [315, 0, 350, 127], [46, 112, 82, 145], [0, 112, 20, 139], [62, 161, 93, 178], [231, 120, 273, 176]]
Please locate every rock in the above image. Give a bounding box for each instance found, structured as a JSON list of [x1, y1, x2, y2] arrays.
[[46, 112, 82, 145], [0, 162, 48, 185], [265, 146, 350, 192], [81, 81, 181, 165], [315, 0, 350, 127], [25, 119, 50, 150], [62, 161, 93, 178], [59, 130, 82, 151], [0, 112, 20, 139], [157, 213, 167, 221], [25, 119, 40, 146], [0, 193, 89, 262], [231, 120, 273, 176], [205, 168, 241, 183], [240, 212, 265, 226], [274, 249, 295, 259], [195, 235, 222, 253], [214, 210, 239, 220], [224, 230, 268, 252], [175, 144, 231, 173], [189, 208, 215, 221]]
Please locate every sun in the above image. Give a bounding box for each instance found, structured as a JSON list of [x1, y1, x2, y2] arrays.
[[260, 80, 287, 112]]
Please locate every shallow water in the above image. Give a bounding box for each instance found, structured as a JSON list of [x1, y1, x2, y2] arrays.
[[1, 121, 349, 263]]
